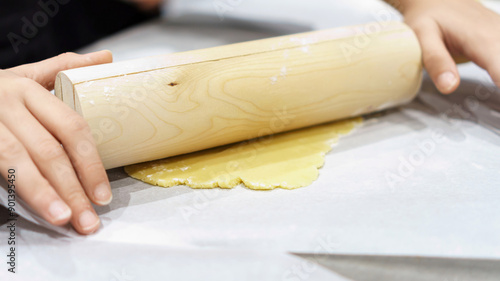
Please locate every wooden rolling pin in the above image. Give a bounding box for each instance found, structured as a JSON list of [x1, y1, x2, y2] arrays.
[[55, 21, 422, 169]]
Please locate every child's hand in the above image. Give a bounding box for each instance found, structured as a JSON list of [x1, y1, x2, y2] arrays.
[[1, 51, 113, 234], [391, 0, 500, 94]]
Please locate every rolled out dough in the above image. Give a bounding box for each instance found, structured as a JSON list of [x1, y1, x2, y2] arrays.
[[124, 117, 362, 190]]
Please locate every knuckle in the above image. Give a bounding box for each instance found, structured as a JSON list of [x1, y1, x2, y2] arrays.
[[1, 77, 32, 95], [0, 91, 13, 106], [0, 136, 24, 160], [422, 51, 445, 68], [58, 52, 82, 68], [13, 76, 32, 86], [58, 52, 78, 60], [30, 180, 54, 202], [406, 18, 429, 34], [14, 77, 43, 95], [82, 160, 105, 174], [65, 114, 91, 134], [422, 52, 438, 64], [65, 189, 88, 206], [36, 139, 65, 161]]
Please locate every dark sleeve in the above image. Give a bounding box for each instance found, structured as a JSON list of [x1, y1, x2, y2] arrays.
[[0, 0, 160, 68]]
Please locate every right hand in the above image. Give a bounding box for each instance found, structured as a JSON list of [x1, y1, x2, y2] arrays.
[[1, 51, 113, 235], [388, 0, 500, 94]]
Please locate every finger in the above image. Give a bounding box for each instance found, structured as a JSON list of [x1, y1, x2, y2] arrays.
[[466, 39, 500, 89], [486, 58, 500, 89], [412, 21, 460, 94], [0, 101, 101, 234], [0, 122, 71, 226], [8, 50, 113, 90], [23, 82, 113, 206]]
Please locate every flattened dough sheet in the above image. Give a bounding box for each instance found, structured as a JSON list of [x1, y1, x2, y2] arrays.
[[125, 117, 362, 190]]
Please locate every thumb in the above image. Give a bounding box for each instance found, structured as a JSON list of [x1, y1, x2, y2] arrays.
[[412, 21, 460, 94], [8, 50, 113, 90]]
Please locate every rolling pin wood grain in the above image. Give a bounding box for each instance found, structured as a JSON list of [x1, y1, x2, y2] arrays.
[[55, 21, 423, 169]]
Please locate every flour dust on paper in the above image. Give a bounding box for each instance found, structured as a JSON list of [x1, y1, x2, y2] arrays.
[[124, 117, 362, 190]]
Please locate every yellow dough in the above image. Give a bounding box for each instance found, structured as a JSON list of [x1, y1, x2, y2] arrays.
[[124, 117, 362, 190]]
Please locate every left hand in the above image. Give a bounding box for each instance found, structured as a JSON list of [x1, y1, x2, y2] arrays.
[[3, 51, 113, 235]]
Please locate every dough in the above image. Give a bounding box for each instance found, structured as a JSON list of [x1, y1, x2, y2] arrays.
[[124, 117, 362, 190]]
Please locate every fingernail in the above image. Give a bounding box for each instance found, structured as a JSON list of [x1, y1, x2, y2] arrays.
[[89, 50, 113, 62], [103, 50, 113, 62], [94, 183, 112, 205], [437, 71, 458, 93], [101, 49, 113, 57], [79, 210, 100, 232], [49, 201, 71, 221]]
